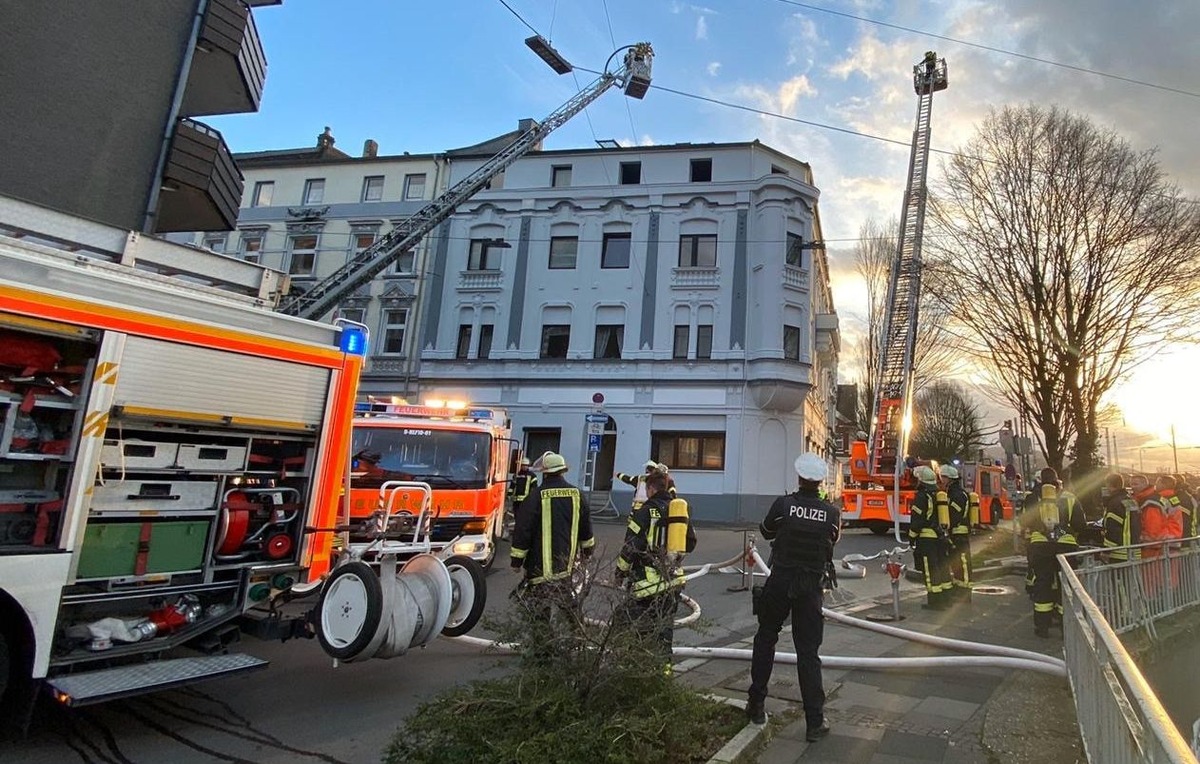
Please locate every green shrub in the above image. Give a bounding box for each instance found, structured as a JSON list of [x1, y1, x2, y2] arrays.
[[383, 560, 743, 764]]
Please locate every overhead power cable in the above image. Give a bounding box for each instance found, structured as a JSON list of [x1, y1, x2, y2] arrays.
[[772, 0, 1200, 100], [496, 0, 539, 35]]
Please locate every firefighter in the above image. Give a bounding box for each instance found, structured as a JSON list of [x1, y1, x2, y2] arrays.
[[1022, 467, 1085, 637], [1174, 474, 1198, 545], [508, 457, 537, 505], [746, 453, 838, 743], [1102, 473, 1141, 562], [940, 464, 973, 603], [615, 460, 660, 514], [510, 452, 595, 614], [614, 470, 696, 666], [910, 465, 952, 610]]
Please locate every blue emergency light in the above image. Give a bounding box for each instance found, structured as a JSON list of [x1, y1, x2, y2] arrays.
[[339, 326, 368, 356]]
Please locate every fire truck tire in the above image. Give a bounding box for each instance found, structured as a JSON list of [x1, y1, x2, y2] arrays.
[[868, 521, 894, 536], [316, 561, 383, 661], [440, 556, 486, 637], [0, 600, 33, 726]]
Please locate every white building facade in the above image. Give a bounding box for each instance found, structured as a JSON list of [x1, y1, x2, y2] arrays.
[[418, 141, 840, 523]]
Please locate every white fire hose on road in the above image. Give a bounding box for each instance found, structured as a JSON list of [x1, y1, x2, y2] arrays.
[[450, 540, 1066, 678]]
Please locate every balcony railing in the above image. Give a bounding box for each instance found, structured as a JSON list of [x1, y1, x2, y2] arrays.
[[181, 0, 267, 116], [154, 119, 243, 232], [671, 266, 720, 289], [457, 269, 504, 291], [783, 265, 809, 291]]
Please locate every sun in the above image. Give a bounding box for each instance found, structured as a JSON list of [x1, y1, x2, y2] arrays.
[[1111, 346, 1200, 470]]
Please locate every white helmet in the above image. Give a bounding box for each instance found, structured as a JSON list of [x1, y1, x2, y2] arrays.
[[939, 464, 959, 480], [914, 465, 938, 485], [644, 460, 658, 470], [794, 453, 827, 482]]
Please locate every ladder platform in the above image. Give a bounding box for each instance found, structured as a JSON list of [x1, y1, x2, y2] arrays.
[[47, 653, 268, 707]]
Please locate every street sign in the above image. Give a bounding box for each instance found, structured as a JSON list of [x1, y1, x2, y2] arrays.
[[585, 413, 608, 423], [587, 422, 604, 436], [587, 433, 602, 452]]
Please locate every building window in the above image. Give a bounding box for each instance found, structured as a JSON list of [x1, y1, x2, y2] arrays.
[[392, 249, 415, 274], [672, 325, 689, 359], [339, 307, 366, 324], [784, 324, 801, 361], [601, 232, 631, 269], [251, 181, 274, 207], [679, 234, 717, 268], [288, 234, 318, 275], [302, 179, 325, 205], [468, 238, 503, 271], [478, 324, 494, 359], [652, 431, 726, 471], [549, 236, 578, 269], [455, 324, 472, 360], [786, 232, 804, 267], [696, 324, 713, 359], [202, 233, 227, 253], [771, 164, 789, 175], [382, 309, 408, 355], [593, 324, 624, 359], [239, 234, 263, 263], [551, 165, 572, 188], [404, 174, 426, 200], [690, 158, 712, 182], [352, 232, 376, 257], [620, 162, 641, 185], [362, 176, 384, 202], [540, 324, 570, 359]]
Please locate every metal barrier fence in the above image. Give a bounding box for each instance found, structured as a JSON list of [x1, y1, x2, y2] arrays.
[[1059, 540, 1200, 764]]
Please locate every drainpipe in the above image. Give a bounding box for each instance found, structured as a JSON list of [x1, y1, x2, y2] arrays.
[[406, 152, 449, 402], [142, 0, 209, 234]]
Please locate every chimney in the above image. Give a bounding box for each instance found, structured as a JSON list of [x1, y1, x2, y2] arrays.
[[316, 126, 335, 151], [363, 139, 378, 158], [518, 118, 543, 152]]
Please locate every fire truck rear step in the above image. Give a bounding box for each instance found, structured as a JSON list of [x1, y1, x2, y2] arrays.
[[47, 653, 268, 706]]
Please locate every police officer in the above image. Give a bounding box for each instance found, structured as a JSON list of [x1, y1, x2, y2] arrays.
[[746, 453, 838, 743], [940, 464, 973, 603], [510, 452, 596, 611], [615, 470, 696, 665], [910, 465, 952, 609]]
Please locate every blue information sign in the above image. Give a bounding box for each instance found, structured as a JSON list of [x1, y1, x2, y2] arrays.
[[587, 433, 602, 452]]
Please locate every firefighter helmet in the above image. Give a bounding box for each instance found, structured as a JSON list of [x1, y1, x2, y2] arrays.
[[939, 464, 959, 480], [538, 452, 568, 474], [914, 465, 938, 484]]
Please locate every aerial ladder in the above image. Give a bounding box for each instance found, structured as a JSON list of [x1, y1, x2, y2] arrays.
[[279, 42, 655, 320]]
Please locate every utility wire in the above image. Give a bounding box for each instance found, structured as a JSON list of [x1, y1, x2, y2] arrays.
[[599, 0, 641, 146], [496, 0, 539, 35], [772, 0, 1200, 100]]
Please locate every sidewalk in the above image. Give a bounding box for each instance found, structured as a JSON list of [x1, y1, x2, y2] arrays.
[[681, 575, 1086, 763]]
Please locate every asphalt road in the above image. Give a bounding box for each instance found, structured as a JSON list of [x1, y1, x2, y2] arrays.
[[5, 522, 936, 764]]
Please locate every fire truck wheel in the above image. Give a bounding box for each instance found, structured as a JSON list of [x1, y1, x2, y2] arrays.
[[316, 561, 383, 661], [441, 556, 487, 637]]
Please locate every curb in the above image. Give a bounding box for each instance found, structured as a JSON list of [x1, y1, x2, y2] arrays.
[[703, 695, 770, 764]]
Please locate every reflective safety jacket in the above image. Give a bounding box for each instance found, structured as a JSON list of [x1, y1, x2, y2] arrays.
[[510, 473, 595, 584], [508, 470, 537, 504], [759, 486, 840, 572], [617, 471, 677, 510], [616, 493, 697, 598], [946, 481, 971, 536], [1142, 489, 1184, 546], [1022, 483, 1084, 546], [1177, 488, 1198, 540], [1102, 488, 1141, 561], [909, 486, 942, 540]]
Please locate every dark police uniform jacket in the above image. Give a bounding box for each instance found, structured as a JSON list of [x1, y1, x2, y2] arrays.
[[760, 487, 841, 574]]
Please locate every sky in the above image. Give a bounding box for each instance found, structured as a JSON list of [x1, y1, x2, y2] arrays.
[[209, 0, 1200, 470]]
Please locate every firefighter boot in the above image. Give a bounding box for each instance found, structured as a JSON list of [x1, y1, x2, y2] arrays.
[[807, 721, 832, 742], [746, 698, 766, 725]]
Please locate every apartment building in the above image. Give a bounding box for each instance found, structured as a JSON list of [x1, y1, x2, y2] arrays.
[[417, 140, 840, 522]]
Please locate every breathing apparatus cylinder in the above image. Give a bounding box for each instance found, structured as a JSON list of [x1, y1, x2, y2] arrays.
[[968, 492, 981, 526], [1039, 484, 1060, 529], [666, 498, 690, 554], [935, 490, 951, 528]]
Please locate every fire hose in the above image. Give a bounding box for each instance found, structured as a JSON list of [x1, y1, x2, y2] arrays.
[[450, 541, 1066, 678]]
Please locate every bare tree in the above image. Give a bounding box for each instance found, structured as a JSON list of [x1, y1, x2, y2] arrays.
[[928, 104, 1200, 476], [909, 381, 986, 463], [852, 217, 959, 432]]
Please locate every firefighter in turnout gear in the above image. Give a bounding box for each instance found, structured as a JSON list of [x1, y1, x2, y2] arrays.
[[747, 453, 838, 743], [615, 470, 696, 664], [940, 464, 973, 603], [510, 452, 595, 603], [616, 460, 676, 514], [508, 457, 537, 505], [910, 465, 952, 609], [1022, 467, 1085, 637], [1102, 473, 1141, 562]]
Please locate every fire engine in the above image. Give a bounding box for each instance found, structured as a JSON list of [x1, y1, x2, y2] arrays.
[[345, 400, 516, 569], [0, 196, 486, 714]]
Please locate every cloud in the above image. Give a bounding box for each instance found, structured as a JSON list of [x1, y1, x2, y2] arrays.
[[732, 75, 816, 117], [639, 134, 656, 146], [695, 15, 708, 40], [707, 61, 721, 77]]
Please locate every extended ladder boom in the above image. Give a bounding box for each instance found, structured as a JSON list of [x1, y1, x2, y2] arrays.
[[866, 52, 948, 482], [281, 44, 654, 320]]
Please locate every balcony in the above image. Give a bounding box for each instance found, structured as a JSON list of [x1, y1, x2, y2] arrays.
[[671, 266, 721, 290], [783, 265, 809, 292], [457, 270, 504, 292], [180, 0, 267, 116], [816, 312, 840, 359], [154, 119, 243, 232]]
